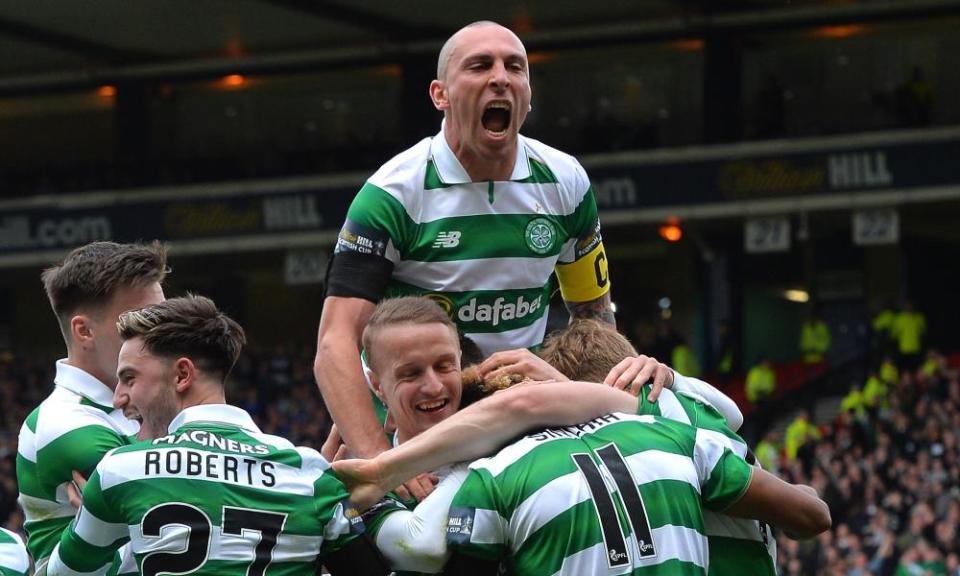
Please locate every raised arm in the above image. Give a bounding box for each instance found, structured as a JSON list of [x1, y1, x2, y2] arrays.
[[314, 296, 390, 458], [334, 381, 637, 507]]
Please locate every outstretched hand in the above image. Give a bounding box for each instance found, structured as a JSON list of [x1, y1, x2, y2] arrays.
[[333, 458, 439, 510], [603, 355, 674, 401], [332, 458, 390, 511]]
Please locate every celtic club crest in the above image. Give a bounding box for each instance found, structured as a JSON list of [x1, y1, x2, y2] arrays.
[[525, 217, 557, 254]]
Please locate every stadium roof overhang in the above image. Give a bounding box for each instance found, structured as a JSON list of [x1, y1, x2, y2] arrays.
[[1, 0, 958, 95]]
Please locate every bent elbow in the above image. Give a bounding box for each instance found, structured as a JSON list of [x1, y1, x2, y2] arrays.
[[790, 500, 832, 539], [811, 501, 832, 535], [380, 525, 449, 573], [413, 537, 449, 570]]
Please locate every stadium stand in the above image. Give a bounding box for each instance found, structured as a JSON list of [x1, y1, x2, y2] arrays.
[[772, 351, 960, 575]]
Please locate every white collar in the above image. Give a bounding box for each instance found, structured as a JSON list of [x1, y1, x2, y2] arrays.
[[55, 359, 115, 410], [429, 120, 531, 184], [167, 404, 262, 435]]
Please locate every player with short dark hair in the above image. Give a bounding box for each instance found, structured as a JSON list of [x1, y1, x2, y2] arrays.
[[17, 241, 168, 569], [47, 295, 390, 576]]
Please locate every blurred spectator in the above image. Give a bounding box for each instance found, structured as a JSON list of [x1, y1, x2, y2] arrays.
[[881, 356, 901, 387], [671, 339, 701, 378], [800, 311, 831, 366], [746, 356, 777, 404], [921, 350, 947, 381], [842, 385, 867, 418], [872, 300, 897, 361], [785, 408, 822, 462], [893, 301, 927, 372], [755, 430, 781, 475], [863, 370, 890, 409]]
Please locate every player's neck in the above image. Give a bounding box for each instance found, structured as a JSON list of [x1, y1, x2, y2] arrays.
[[63, 352, 115, 391], [459, 153, 515, 182], [445, 125, 517, 181], [180, 382, 227, 411]]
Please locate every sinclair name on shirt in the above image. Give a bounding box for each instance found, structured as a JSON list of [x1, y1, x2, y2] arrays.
[[529, 413, 621, 442], [152, 430, 270, 455]]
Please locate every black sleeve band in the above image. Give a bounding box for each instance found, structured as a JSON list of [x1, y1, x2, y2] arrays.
[[442, 552, 500, 576], [322, 533, 392, 576], [324, 251, 394, 303]]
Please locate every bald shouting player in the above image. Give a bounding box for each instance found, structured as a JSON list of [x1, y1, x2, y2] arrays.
[[315, 21, 614, 472]]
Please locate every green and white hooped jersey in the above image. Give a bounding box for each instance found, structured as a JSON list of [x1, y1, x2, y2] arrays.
[[336, 128, 610, 355], [447, 413, 753, 575], [637, 386, 778, 575], [16, 361, 139, 564], [0, 528, 29, 576], [47, 405, 364, 576]]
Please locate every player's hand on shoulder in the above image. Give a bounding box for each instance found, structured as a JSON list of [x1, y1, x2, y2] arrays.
[[603, 355, 674, 401]]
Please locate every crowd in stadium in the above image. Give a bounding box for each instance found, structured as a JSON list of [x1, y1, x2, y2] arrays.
[[773, 351, 960, 575]]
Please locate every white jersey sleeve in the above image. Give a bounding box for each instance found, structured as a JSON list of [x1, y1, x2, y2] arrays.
[[0, 528, 29, 576], [671, 371, 744, 431], [374, 464, 470, 573]]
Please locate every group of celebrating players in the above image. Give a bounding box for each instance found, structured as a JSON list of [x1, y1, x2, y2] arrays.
[[6, 20, 831, 576]]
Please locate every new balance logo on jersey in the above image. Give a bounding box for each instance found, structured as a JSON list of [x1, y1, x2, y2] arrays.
[[433, 231, 461, 248], [457, 295, 542, 327]]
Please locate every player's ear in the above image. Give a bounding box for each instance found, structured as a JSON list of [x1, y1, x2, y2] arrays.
[[429, 80, 448, 111], [173, 357, 194, 392], [70, 314, 95, 349], [369, 372, 387, 403]]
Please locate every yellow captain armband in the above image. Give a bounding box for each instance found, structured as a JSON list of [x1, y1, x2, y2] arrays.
[[556, 241, 610, 303]]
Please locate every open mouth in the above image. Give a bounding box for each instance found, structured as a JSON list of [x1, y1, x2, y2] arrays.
[[416, 399, 449, 413], [482, 102, 511, 135]]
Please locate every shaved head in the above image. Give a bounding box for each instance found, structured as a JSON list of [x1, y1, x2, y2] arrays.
[[436, 21, 524, 81]]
